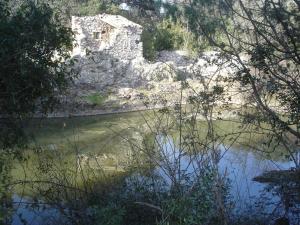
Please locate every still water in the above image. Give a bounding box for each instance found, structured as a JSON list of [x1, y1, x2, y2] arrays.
[[10, 112, 300, 225]]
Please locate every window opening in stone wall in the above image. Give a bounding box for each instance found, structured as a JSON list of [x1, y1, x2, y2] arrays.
[[93, 32, 100, 39], [101, 28, 111, 43]]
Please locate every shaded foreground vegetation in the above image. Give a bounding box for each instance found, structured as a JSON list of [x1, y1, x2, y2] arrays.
[[1, 0, 300, 225], [3, 109, 300, 225]]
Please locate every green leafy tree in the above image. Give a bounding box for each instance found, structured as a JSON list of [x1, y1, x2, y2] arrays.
[[0, 1, 75, 222], [0, 0, 75, 148], [165, 0, 233, 42]]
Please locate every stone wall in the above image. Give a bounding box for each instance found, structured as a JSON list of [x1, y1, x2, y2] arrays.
[[72, 14, 143, 60], [69, 15, 246, 115]]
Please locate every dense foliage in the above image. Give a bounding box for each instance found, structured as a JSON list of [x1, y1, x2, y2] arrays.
[[0, 1, 75, 148], [142, 18, 199, 60], [0, 1, 75, 222]]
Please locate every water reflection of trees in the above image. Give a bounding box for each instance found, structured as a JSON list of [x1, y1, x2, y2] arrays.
[[253, 170, 300, 225]]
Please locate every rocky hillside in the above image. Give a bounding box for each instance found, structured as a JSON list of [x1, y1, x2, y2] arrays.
[[50, 50, 245, 117]]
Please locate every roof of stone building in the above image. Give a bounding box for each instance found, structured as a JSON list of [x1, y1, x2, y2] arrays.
[[72, 14, 142, 29], [100, 14, 142, 28]]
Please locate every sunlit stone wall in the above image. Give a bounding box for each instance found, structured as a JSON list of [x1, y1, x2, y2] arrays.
[[71, 14, 143, 60]]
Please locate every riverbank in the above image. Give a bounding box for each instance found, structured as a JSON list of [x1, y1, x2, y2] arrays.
[[37, 105, 160, 118], [47, 50, 244, 118]]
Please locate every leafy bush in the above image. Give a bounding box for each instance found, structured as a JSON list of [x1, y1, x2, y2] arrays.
[[142, 28, 157, 61], [154, 19, 176, 51], [142, 18, 200, 60], [92, 203, 125, 225], [0, 1, 75, 148], [75, 0, 121, 16]]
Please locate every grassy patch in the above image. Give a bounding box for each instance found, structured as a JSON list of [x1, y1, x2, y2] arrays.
[[84, 93, 106, 106]]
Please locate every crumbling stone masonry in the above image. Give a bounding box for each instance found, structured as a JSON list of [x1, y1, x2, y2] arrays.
[[69, 14, 244, 112], [72, 14, 143, 60]]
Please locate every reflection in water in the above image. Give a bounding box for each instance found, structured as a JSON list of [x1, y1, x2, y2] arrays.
[[12, 147, 298, 224], [219, 146, 294, 209], [155, 137, 297, 214], [10, 114, 300, 224], [12, 195, 63, 225]]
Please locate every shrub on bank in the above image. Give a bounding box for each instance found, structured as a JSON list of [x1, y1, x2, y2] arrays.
[[142, 18, 200, 61]]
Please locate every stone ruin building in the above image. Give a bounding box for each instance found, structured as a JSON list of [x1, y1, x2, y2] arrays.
[[72, 14, 143, 60], [71, 14, 146, 88], [69, 14, 242, 109]]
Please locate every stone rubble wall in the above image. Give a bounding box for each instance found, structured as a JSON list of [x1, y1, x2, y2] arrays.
[[72, 15, 115, 56], [69, 15, 246, 115], [110, 26, 143, 60], [72, 15, 143, 60], [72, 49, 245, 105]]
